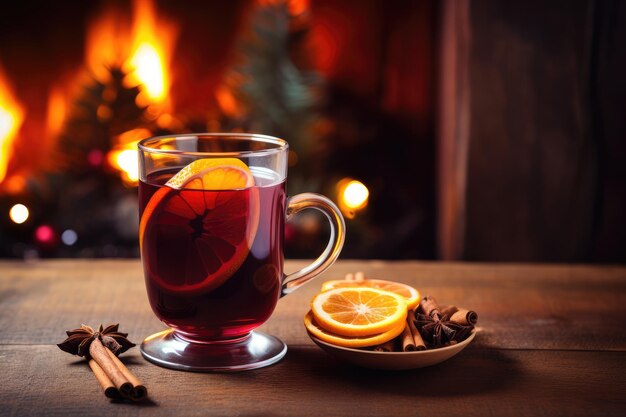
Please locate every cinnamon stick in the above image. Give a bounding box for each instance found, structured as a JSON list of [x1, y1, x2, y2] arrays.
[[419, 296, 442, 319], [374, 338, 397, 352], [401, 315, 427, 352], [401, 321, 416, 351], [88, 359, 120, 399], [89, 338, 133, 398], [450, 309, 478, 326], [406, 316, 426, 351], [105, 349, 148, 401], [440, 305, 459, 319]]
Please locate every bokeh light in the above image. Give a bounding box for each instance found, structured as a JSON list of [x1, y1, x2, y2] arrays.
[[342, 180, 369, 209], [34, 225, 55, 244], [61, 229, 78, 246], [9, 203, 29, 224]]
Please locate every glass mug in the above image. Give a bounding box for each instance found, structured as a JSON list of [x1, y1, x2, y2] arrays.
[[137, 133, 345, 371]]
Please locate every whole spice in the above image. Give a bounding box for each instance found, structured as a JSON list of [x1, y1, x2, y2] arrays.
[[406, 314, 426, 351], [415, 297, 475, 348], [57, 324, 147, 401], [450, 309, 478, 326], [374, 338, 397, 352], [415, 296, 457, 346], [57, 324, 136, 357]]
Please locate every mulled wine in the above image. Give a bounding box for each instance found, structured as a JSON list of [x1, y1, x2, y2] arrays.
[[139, 168, 286, 341], [138, 133, 344, 371]]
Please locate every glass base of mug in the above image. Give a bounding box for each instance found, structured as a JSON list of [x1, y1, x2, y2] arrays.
[[140, 329, 287, 372]]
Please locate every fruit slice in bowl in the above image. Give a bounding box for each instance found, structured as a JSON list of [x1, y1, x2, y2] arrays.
[[305, 280, 476, 369], [304, 311, 406, 349], [310, 287, 408, 337], [321, 279, 421, 310], [140, 158, 260, 295]]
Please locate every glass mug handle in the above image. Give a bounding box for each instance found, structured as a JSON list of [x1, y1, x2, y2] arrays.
[[281, 193, 346, 296]]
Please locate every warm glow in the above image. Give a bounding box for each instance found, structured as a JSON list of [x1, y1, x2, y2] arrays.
[[86, 7, 129, 82], [2, 174, 26, 194], [107, 128, 151, 186], [129, 43, 165, 101], [337, 178, 369, 218], [124, 0, 177, 106], [287, 0, 310, 16], [0, 67, 24, 184], [117, 150, 139, 181], [86, 0, 176, 107], [216, 85, 243, 117], [258, 0, 310, 14], [47, 87, 67, 137], [9, 203, 29, 224], [108, 148, 139, 186], [342, 180, 369, 209], [116, 128, 152, 146]]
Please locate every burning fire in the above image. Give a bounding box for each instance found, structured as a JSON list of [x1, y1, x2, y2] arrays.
[[125, 0, 177, 106], [47, 87, 67, 139], [86, 0, 177, 108], [107, 128, 153, 186], [84, 0, 177, 185], [1, 0, 177, 190], [129, 43, 166, 102], [0, 67, 24, 184]]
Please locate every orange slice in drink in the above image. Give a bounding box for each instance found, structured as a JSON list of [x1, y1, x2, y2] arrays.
[[304, 311, 405, 348], [321, 279, 420, 310], [165, 158, 255, 190], [139, 158, 259, 294], [310, 287, 407, 337]]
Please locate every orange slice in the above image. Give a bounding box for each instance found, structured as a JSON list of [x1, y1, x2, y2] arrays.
[[304, 311, 405, 348], [139, 158, 259, 294], [165, 158, 255, 190], [310, 287, 407, 337], [321, 279, 420, 310]]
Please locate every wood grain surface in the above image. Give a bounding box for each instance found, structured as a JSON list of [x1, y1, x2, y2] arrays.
[[1, 260, 626, 416]]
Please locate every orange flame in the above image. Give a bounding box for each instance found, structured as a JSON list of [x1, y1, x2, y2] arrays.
[[46, 87, 67, 138], [0, 66, 24, 184], [85, 6, 130, 83], [216, 85, 244, 118], [107, 128, 152, 186], [124, 0, 177, 107], [86, 0, 177, 108], [84, 0, 176, 185]]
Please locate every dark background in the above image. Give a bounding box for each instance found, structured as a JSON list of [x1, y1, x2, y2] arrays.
[[0, 0, 624, 263]]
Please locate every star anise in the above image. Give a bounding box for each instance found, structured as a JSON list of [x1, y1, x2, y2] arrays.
[[57, 324, 136, 358], [415, 311, 459, 346], [413, 296, 473, 347]]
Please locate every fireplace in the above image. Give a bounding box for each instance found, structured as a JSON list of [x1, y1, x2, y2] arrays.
[[3, 0, 624, 263], [0, 0, 437, 260]]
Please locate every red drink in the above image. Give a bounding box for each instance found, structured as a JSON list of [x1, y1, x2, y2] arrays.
[[139, 168, 286, 341], [138, 134, 344, 372]]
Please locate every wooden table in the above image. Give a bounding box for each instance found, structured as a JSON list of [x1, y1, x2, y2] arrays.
[[1, 260, 625, 416]]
